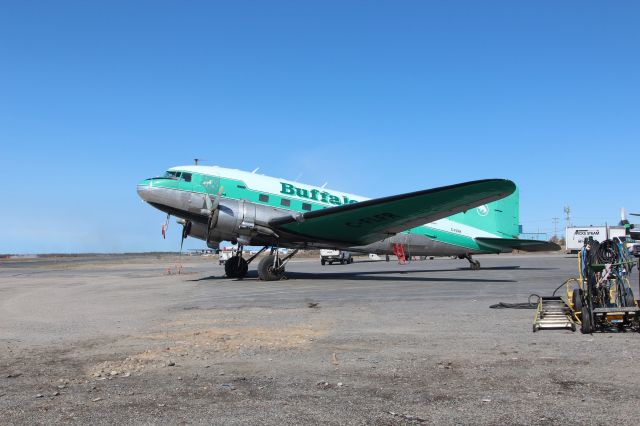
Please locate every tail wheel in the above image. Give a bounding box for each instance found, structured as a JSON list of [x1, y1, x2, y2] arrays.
[[258, 254, 284, 281]]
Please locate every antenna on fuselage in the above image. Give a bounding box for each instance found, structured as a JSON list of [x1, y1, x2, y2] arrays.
[[294, 172, 303, 182], [320, 182, 328, 189], [252, 167, 260, 174], [194, 158, 206, 165]]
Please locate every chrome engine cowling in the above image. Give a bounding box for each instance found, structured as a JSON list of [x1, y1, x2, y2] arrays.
[[189, 197, 286, 247]]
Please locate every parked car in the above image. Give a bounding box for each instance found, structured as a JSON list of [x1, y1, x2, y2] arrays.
[[320, 249, 353, 265]]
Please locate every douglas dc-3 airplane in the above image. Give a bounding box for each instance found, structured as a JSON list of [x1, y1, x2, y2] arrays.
[[137, 165, 559, 281]]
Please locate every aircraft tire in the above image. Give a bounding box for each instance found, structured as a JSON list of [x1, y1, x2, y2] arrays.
[[258, 255, 284, 281], [580, 301, 593, 334], [321, 259, 326, 266], [470, 261, 481, 270], [225, 256, 248, 279], [572, 288, 583, 320]]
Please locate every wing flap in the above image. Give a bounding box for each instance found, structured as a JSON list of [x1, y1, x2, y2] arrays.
[[475, 237, 561, 252], [270, 179, 516, 245]]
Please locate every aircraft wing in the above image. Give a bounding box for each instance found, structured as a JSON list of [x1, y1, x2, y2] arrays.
[[269, 179, 516, 246], [475, 237, 561, 252]]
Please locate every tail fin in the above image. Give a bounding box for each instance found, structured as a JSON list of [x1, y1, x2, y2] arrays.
[[450, 187, 520, 238]]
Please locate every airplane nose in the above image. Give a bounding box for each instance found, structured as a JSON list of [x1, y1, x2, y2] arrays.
[[137, 179, 152, 202]]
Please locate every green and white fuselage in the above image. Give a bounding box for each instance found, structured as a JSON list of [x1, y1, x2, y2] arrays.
[[137, 165, 530, 257]]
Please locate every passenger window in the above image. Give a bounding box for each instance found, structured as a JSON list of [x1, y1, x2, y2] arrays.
[[281, 198, 291, 207], [259, 194, 269, 202], [182, 173, 192, 182], [302, 203, 312, 211]]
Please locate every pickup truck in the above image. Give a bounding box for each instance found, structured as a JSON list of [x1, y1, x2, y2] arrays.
[[320, 249, 353, 265]]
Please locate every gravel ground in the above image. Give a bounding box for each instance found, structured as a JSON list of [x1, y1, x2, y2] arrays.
[[1, 253, 639, 425]]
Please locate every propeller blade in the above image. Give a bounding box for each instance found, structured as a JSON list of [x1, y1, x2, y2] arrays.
[[211, 186, 224, 211], [204, 185, 223, 213], [206, 186, 224, 231], [179, 221, 191, 254], [631, 213, 640, 217]]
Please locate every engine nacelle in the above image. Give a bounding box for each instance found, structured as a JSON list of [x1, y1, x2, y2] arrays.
[[185, 198, 285, 247]]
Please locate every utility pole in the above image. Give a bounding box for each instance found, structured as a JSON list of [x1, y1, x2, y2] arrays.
[[552, 217, 560, 240]]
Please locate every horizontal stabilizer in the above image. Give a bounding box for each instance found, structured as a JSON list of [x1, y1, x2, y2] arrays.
[[475, 237, 561, 252]]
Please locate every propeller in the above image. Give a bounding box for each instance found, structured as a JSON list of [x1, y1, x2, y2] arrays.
[[205, 185, 224, 237], [180, 220, 192, 253]]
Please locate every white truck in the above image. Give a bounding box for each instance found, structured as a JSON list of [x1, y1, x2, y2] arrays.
[[320, 249, 353, 265], [565, 226, 627, 254]]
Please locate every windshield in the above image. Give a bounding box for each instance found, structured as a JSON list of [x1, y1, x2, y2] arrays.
[[148, 170, 191, 181]]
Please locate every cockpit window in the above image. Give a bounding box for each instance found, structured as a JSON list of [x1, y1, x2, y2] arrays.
[[153, 170, 192, 182]]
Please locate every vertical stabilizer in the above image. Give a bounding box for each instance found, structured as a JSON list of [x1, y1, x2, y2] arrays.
[[449, 187, 520, 238]]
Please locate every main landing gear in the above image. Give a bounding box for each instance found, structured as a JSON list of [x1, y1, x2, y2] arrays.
[[224, 245, 299, 281], [461, 253, 481, 270], [257, 248, 299, 281], [224, 247, 250, 278]]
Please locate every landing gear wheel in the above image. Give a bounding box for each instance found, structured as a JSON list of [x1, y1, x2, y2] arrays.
[[321, 259, 326, 266], [580, 299, 593, 334], [572, 288, 583, 320], [225, 256, 248, 279], [470, 260, 481, 270], [258, 254, 285, 281], [340, 259, 345, 265]]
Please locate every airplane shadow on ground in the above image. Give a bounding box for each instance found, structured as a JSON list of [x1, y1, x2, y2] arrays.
[[189, 268, 521, 283]]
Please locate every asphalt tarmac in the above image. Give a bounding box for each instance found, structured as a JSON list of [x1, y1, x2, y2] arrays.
[[1, 253, 640, 425]]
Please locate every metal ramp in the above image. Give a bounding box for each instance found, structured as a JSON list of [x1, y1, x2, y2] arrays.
[[533, 296, 576, 332]]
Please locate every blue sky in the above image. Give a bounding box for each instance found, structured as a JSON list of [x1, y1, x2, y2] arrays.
[[1, 1, 638, 253]]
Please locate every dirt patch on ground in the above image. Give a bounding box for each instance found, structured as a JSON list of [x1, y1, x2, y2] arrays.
[[87, 313, 330, 378]]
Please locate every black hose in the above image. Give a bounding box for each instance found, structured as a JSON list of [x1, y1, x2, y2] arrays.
[[594, 240, 618, 264], [552, 279, 573, 296], [489, 294, 541, 309]]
